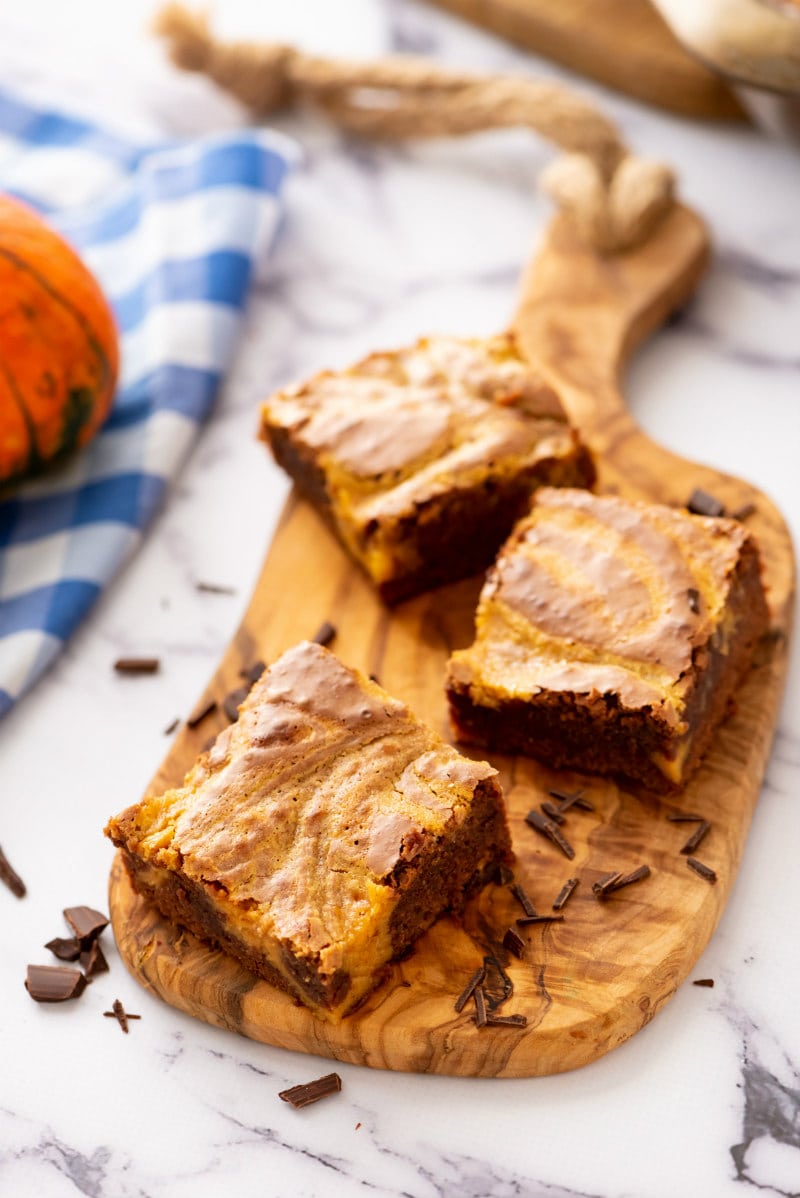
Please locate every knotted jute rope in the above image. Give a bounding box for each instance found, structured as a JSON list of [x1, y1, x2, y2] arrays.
[[154, 4, 675, 254]]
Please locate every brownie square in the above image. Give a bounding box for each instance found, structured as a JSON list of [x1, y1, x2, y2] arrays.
[[446, 488, 770, 793], [106, 642, 511, 1019], [260, 333, 594, 603]]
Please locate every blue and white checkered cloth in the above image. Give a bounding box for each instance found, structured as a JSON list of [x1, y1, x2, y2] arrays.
[[0, 91, 297, 718]]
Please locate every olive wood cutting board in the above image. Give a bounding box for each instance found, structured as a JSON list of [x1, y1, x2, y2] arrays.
[[108, 204, 794, 1078]]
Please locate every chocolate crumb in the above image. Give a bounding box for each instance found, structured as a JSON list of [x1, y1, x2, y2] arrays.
[[311, 621, 336, 648], [687, 488, 726, 518], [279, 1073, 342, 1109], [540, 800, 565, 825], [454, 965, 486, 1013], [693, 978, 715, 988], [63, 906, 109, 945], [494, 863, 514, 886], [687, 587, 700, 614], [525, 810, 575, 859], [240, 660, 266, 685], [163, 717, 180, 736], [731, 502, 756, 522], [103, 998, 141, 1033], [80, 941, 109, 979], [687, 857, 717, 883], [186, 697, 217, 729], [45, 937, 81, 962], [550, 788, 594, 812], [509, 882, 537, 918], [0, 844, 26, 898], [113, 657, 160, 675], [516, 914, 564, 926], [502, 927, 526, 959], [195, 581, 236, 595], [473, 985, 488, 1027], [667, 812, 706, 822], [223, 685, 250, 723], [368, 673, 380, 684], [485, 1013, 528, 1028], [25, 964, 86, 1002], [355, 1123, 362, 1130], [552, 877, 579, 911], [681, 820, 711, 855]]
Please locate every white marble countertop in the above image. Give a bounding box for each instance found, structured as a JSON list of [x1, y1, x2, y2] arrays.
[[1, 3, 799, 1196]]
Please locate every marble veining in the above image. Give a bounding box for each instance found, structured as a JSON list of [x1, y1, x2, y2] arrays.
[[1, 0, 799, 1195]]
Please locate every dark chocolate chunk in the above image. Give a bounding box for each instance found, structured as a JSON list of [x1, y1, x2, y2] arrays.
[[540, 800, 565, 825], [240, 660, 266, 685], [687, 488, 726, 518], [687, 587, 700, 614], [485, 1013, 528, 1028], [693, 978, 715, 988], [731, 502, 756, 522], [113, 657, 160, 675], [0, 844, 26, 898], [509, 882, 537, 918], [525, 810, 575, 859], [80, 941, 109, 979], [103, 998, 141, 1033], [25, 964, 86, 1003], [311, 621, 336, 648], [163, 717, 180, 736], [454, 965, 486, 1014], [279, 1072, 343, 1109], [592, 871, 623, 897], [502, 927, 526, 959], [44, 937, 81, 962], [63, 906, 109, 945], [552, 877, 579, 911], [687, 857, 717, 883], [667, 812, 706, 822], [223, 685, 251, 723], [473, 985, 488, 1027], [195, 581, 236, 595], [186, 697, 217, 729], [680, 820, 711, 855], [516, 914, 564, 926], [550, 788, 594, 812]]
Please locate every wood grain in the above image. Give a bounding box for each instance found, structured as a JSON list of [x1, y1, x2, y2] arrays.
[[109, 204, 793, 1078], [428, 0, 746, 120]]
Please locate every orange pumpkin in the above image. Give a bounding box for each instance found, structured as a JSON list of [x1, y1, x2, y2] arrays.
[[0, 194, 119, 484]]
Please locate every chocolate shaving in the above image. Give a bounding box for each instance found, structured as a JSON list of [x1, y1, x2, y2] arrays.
[[550, 788, 594, 812], [731, 502, 756, 522], [687, 857, 717, 883], [103, 998, 141, 1033], [609, 864, 651, 892], [494, 863, 514, 886], [516, 914, 564, 926], [163, 717, 180, 736], [687, 487, 726, 518], [113, 657, 159, 675], [223, 685, 250, 723], [0, 844, 26, 898], [311, 621, 336, 648], [195, 581, 236, 595], [592, 871, 623, 897], [485, 1013, 528, 1028], [454, 965, 486, 1013], [186, 697, 217, 729], [473, 985, 488, 1027], [509, 882, 537, 918], [25, 964, 86, 1003], [240, 660, 266, 685], [667, 812, 706, 822], [63, 906, 109, 945], [687, 587, 700, 614], [681, 820, 711, 855], [540, 800, 565, 825], [502, 927, 526, 959], [552, 877, 579, 911], [45, 937, 81, 962], [525, 809, 575, 859], [481, 955, 513, 1010], [279, 1072, 342, 1109], [693, 978, 715, 988], [80, 941, 109, 979]]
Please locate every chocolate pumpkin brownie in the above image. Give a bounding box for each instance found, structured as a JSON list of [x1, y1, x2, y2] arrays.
[[446, 488, 769, 793], [260, 333, 594, 603], [106, 642, 511, 1019]]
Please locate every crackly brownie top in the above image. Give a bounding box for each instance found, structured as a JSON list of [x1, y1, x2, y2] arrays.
[[448, 487, 756, 725], [107, 642, 497, 963], [261, 333, 582, 522]]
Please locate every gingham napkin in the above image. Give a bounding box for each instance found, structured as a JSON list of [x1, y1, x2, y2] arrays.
[[0, 90, 297, 718]]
